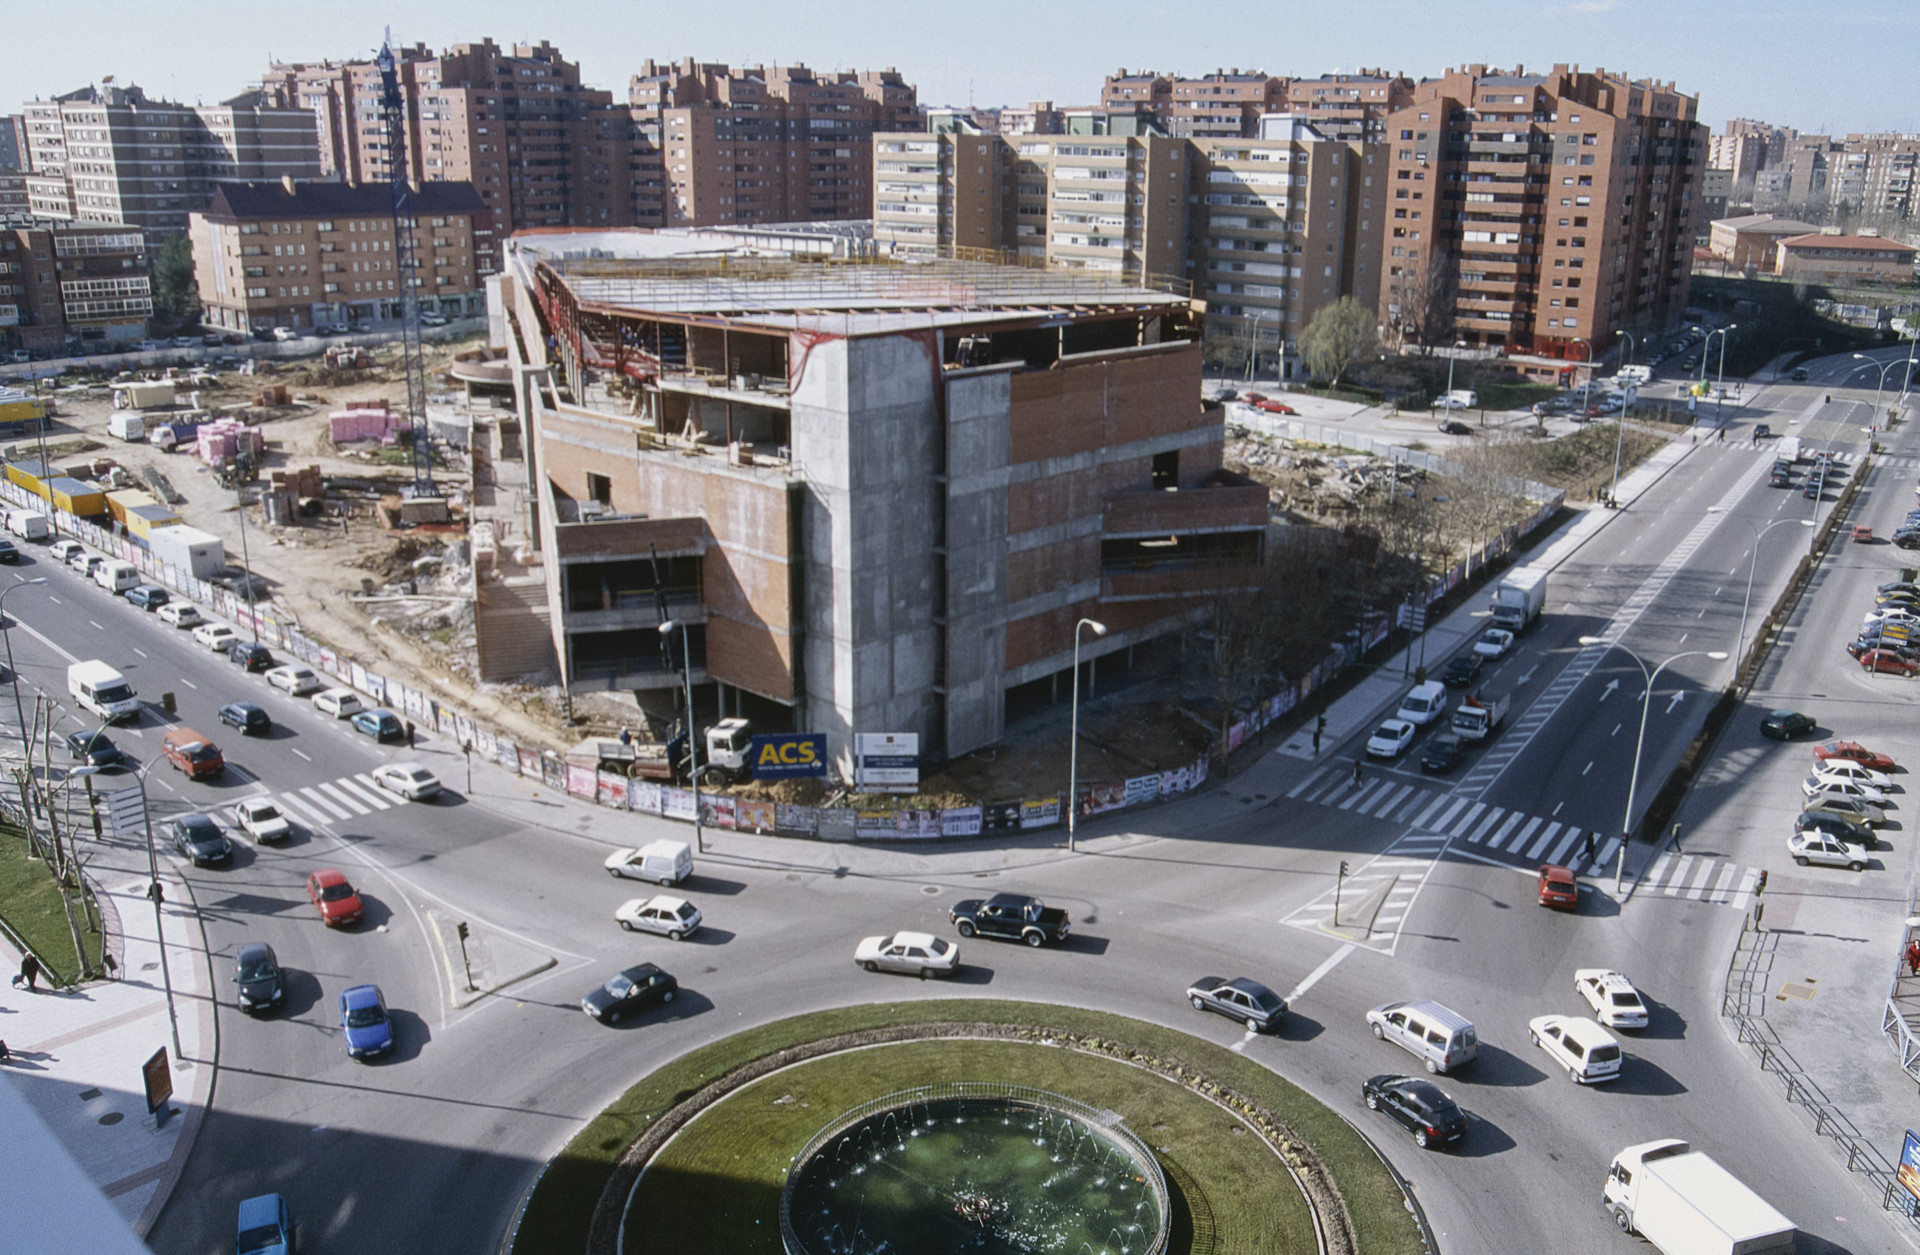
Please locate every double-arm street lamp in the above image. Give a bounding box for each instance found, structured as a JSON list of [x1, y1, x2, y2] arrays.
[[659, 618, 703, 854], [1610, 331, 1636, 505], [1706, 508, 1815, 673], [1851, 352, 1906, 432], [72, 756, 182, 1060], [1066, 617, 1107, 853], [0, 576, 49, 741]]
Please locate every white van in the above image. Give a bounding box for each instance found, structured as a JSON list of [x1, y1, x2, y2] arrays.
[[68, 660, 141, 723], [1396, 680, 1449, 727], [93, 561, 139, 593], [1528, 1014, 1622, 1084], [1443, 389, 1479, 410], [1367, 1000, 1479, 1074], [6, 511, 49, 541], [312, 687, 365, 719], [604, 839, 694, 885]]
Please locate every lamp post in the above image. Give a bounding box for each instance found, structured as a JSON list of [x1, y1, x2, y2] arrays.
[[1066, 617, 1107, 853], [73, 758, 182, 1060], [1578, 640, 1727, 893], [0, 577, 49, 743], [1711, 323, 1737, 422], [234, 481, 259, 642], [658, 618, 702, 854], [1610, 331, 1636, 506], [1245, 310, 1266, 384], [1707, 509, 1814, 677], [1572, 338, 1595, 420], [1851, 352, 1905, 432]]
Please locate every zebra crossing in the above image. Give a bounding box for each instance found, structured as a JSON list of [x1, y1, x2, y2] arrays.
[[222, 772, 397, 829]]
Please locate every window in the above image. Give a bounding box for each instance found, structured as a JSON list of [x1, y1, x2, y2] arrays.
[[1151, 450, 1179, 490], [585, 473, 612, 506]]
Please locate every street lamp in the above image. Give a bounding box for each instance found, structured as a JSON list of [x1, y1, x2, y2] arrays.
[[1578, 640, 1728, 893], [1851, 352, 1905, 432], [1707, 508, 1814, 674], [1245, 310, 1266, 384], [1066, 617, 1107, 853], [0, 576, 49, 742], [1610, 331, 1636, 506], [658, 618, 702, 854], [72, 758, 182, 1061], [1700, 325, 1736, 426], [1572, 338, 1595, 420]]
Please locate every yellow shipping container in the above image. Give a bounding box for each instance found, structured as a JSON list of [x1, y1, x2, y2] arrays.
[[48, 477, 106, 518], [105, 489, 161, 527], [127, 505, 184, 542]]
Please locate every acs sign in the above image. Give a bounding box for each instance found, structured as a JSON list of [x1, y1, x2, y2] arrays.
[[750, 732, 827, 780]]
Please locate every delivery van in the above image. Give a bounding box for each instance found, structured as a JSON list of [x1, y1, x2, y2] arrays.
[[93, 561, 139, 593], [6, 511, 49, 541], [1396, 680, 1450, 727], [68, 660, 141, 723]]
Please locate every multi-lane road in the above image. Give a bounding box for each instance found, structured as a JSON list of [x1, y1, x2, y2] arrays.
[[9, 347, 1918, 1253]]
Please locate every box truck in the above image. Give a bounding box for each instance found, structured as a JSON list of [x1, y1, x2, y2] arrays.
[[1489, 567, 1549, 632], [1603, 1139, 1795, 1255], [1451, 690, 1510, 742], [1776, 436, 1801, 463], [5, 510, 49, 541]]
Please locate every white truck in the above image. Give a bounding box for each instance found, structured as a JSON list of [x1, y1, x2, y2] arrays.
[[1450, 690, 1509, 742], [1775, 436, 1801, 463], [108, 412, 147, 441], [67, 660, 141, 723], [1603, 1139, 1795, 1255], [1489, 566, 1549, 633], [1616, 364, 1653, 386]]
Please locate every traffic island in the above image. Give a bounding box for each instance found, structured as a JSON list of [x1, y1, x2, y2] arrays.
[[504, 1000, 1428, 1255], [423, 909, 554, 1009]]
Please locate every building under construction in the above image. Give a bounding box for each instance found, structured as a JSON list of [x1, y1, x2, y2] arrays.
[[483, 232, 1267, 772]]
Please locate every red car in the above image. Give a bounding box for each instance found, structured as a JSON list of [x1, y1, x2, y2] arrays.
[[307, 868, 364, 927], [1538, 864, 1579, 911], [1815, 741, 1898, 772], [1252, 398, 1298, 415], [1859, 649, 1920, 677]]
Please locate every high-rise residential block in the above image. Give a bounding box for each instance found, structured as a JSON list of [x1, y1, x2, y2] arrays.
[[1283, 71, 1415, 142], [1101, 70, 1291, 139], [0, 218, 151, 355]]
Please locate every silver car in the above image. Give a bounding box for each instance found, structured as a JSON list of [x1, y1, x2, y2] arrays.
[[614, 894, 702, 940]]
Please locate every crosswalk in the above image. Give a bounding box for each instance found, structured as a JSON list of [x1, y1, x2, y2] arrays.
[[221, 772, 397, 829]]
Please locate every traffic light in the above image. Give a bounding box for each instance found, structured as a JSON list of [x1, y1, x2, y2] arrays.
[[1755, 869, 1768, 897], [456, 922, 469, 942], [1339, 860, 1350, 878], [1316, 713, 1328, 735]]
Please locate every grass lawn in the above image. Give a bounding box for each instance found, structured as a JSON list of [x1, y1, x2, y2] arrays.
[[631, 1038, 1315, 1254], [511, 1000, 1422, 1255], [0, 825, 100, 985]]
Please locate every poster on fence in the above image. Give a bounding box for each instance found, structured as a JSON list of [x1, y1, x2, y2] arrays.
[[940, 806, 982, 836], [596, 773, 629, 809], [1019, 797, 1061, 829], [1084, 782, 1126, 815], [776, 803, 818, 836], [816, 808, 857, 841], [737, 799, 775, 832], [855, 811, 897, 839], [662, 787, 696, 821], [566, 764, 596, 798], [896, 810, 939, 839], [1899, 1130, 1920, 1202], [517, 746, 542, 778], [1124, 774, 1161, 807], [701, 795, 736, 829], [983, 802, 1021, 831], [540, 755, 566, 789], [630, 781, 664, 815]]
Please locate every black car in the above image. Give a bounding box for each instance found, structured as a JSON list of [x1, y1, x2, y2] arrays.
[[1791, 367, 1810, 381], [1420, 736, 1467, 774], [125, 584, 170, 610], [1760, 709, 1817, 740], [0, 537, 16, 564], [218, 702, 272, 735], [1767, 468, 1794, 488], [1802, 478, 1824, 500], [1440, 654, 1482, 687], [1186, 975, 1287, 1033], [1795, 810, 1877, 847], [1894, 531, 1920, 551], [1849, 638, 1919, 661], [580, 962, 677, 1025], [949, 893, 1072, 947], [234, 941, 285, 1014], [169, 813, 232, 866], [1363, 1074, 1467, 1149], [1438, 420, 1472, 436], [227, 641, 274, 672], [63, 729, 124, 767], [1878, 581, 1920, 596]]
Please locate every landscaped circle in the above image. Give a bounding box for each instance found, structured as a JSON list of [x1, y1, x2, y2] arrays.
[[779, 1083, 1167, 1255]]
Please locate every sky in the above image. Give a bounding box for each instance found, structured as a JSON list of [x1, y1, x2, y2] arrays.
[[12, 0, 1917, 138]]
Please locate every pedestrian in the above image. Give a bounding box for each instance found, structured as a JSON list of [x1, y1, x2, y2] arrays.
[[405, 720, 416, 748], [1907, 941, 1919, 977], [1718, 425, 1726, 443], [17, 954, 40, 993], [101, 951, 117, 980], [1351, 759, 1363, 789], [619, 726, 633, 748], [1312, 727, 1323, 756], [1582, 831, 1596, 863]]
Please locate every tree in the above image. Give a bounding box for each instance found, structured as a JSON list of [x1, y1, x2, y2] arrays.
[[1197, 539, 1337, 748], [1299, 297, 1380, 390], [1392, 249, 1457, 355], [150, 233, 199, 326]]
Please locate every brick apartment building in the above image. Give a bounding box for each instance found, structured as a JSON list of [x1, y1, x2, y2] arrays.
[[0, 217, 151, 354], [483, 236, 1264, 769], [188, 179, 492, 334], [21, 83, 318, 239], [1101, 70, 1290, 139], [1283, 71, 1415, 142], [1378, 64, 1704, 363]]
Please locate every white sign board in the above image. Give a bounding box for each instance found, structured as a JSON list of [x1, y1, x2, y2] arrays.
[[855, 732, 920, 794]]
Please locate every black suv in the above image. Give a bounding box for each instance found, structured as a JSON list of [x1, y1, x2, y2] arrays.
[[1440, 654, 1482, 687], [227, 640, 274, 672], [949, 893, 1071, 947], [0, 538, 17, 564], [1363, 1074, 1467, 1150]]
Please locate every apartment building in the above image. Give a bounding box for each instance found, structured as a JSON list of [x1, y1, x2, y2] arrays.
[[625, 60, 918, 229], [1283, 71, 1415, 142], [488, 238, 1263, 768], [1707, 213, 1819, 271], [1377, 64, 1704, 362], [0, 217, 151, 354], [0, 116, 26, 171], [1001, 102, 1064, 137], [260, 39, 628, 237], [1101, 70, 1291, 139], [21, 83, 319, 239], [188, 179, 492, 334]]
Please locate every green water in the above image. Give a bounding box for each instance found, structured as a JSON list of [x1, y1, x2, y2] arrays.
[[784, 1096, 1164, 1254]]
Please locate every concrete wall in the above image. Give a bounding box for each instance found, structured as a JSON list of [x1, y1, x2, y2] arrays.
[[942, 364, 1015, 755]]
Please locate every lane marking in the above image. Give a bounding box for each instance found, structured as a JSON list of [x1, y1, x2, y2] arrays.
[[290, 747, 311, 762], [1285, 943, 1357, 1004]]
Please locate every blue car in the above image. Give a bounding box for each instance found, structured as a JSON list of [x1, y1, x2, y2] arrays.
[[350, 708, 404, 742], [236, 1193, 293, 1254], [339, 983, 393, 1059]]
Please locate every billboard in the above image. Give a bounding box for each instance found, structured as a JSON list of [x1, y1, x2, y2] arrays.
[[1900, 1130, 1920, 1201], [750, 732, 827, 779], [855, 732, 919, 793]]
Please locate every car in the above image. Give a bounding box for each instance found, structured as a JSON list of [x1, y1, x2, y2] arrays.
[[1440, 654, 1482, 687], [1186, 975, 1288, 1033], [854, 930, 960, 978], [1853, 526, 1875, 546], [1252, 397, 1298, 415], [1438, 420, 1473, 436], [70, 552, 105, 577], [1420, 735, 1467, 774], [949, 892, 1072, 946], [1814, 741, 1897, 772], [193, 622, 240, 651], [1787, 829, 1870, 871], [312, 686, 364, 718], [63, 729, 124, 767], [1366, 719, 1417, 759], [372, 761, 440, 800], [1810, 759, 1893, 789], [231, 798, 290, 845], [1473, 628, 1515, 659], [1896, 531, 1920, 551], [1573, 969, 1649, 1030], [1859, 648, 1920, 676], [419, 311, 450, 327], [1861, 606, 1920, 628], [233, 941, 285, 1013], [1878, 590, 1920, 608], [227, 640, 274, 671], [1529, 1014, 1623, 1084], [218, 701, 272, 735], [1753, 423, 1771, 439], [1802, 478, 1824, 501], [160, 727, 224, 779], [1794, 810, 1876, 847], [236, 1193, 294, 1255], [1846, 639, 1920, 663], [339, 983, 394, 1058], [614, 894, 703, 940], [169, 813, 231, 865], [1537, 863, 1579, 910], [265, 664, 322, 695], [306, 868, 364, 926], [581, 962, 678, 1024], [48, 539, 83, 563], [1791, 367, 1810, 381], [1801, 775, 1889, 807], [1767, 468, 1795, 488], [157, 602, 203, 628], [1879, 581, 1920, 597], [1800, 792, 1886, 827], [124, 584, 169, 609], [1361, 1074, 1466, 1149], [350, 708, 405, 741], [1760, 709, 1816, 740]]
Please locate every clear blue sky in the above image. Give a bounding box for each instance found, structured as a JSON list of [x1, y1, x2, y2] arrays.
[[15, 0, 1917, 137]]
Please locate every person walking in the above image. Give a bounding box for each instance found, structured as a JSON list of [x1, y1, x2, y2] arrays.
[[16, 954, 40, 993], [405, 720, 416, 749], [1907, 941, 1920, 977], [1351, 759, 1364, 789], [1582, 831, 1596, 863]]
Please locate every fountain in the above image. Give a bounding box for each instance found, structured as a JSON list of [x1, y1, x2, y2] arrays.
[[779, 1084, 1169, 1255]]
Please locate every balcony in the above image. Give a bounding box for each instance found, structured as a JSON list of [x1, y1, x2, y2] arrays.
[[1103, 470, 1268, 539]]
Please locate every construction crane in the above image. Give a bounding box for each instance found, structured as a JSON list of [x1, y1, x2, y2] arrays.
[[375, 31, 436, 499]]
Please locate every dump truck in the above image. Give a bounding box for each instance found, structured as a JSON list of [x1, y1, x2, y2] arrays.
[[1450, 690, 1510, 742], [1489, 566, 1549, 632], [1602, 1139, 1795, 1255]]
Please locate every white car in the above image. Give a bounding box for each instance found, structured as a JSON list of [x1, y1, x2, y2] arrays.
[[1527, 1014, 1623, 1084], [371, 762, 440, 800], [265, 664, 323, 696], [312, 687, 364, 719], [49, 539, 84, 563], [1787, 829, 1870, 871], [1810, 760, 1892, 790], [854, 930, 960, 978], [193, 622, 239, 652], [1800, 775, 1889, 807], [614, 894, 702, 940], [1862, 607, 1920, 629], [1366, 719, 1417, 759], [1573, 969, 1648, 1030], [235, 797, 292, 844], [1473, 629, 1515, 659], [156, 602, 203, 628]]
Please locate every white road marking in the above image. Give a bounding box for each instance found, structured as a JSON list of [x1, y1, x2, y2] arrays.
[[1552, 801, 1565, 816], [1285, 943, 1356, 1003], [88, 620, 103, 630], [133, 648, 147, 658], [180, 678, 197, 689], [291, 748, 311, 761], [1583, 761, 1593, 775]]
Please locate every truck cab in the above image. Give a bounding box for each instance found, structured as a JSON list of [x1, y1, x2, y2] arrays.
[[705, 717, 754, 783]]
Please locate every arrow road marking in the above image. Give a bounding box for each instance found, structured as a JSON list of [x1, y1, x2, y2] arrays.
[[1517, 666, 1538, 685], [1666, 690, 1685, 714], [1600, 679, 1619, 702]]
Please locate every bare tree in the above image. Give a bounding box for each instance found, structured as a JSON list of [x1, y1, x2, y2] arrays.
[[1394, 249, 1457, 355], [1198, 541, 1337, 746]]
